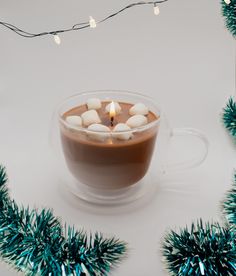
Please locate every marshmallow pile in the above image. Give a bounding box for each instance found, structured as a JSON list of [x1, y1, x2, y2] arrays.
[[65, 98, 149, 141]]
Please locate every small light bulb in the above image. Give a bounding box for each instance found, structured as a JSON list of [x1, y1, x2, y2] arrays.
[[224, 0, 231, 4], [89, 16, 97, 28], [154, 4, 160, 15], [54, 34, 61, 45]]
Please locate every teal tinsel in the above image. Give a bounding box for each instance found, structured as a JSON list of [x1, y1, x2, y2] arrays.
[[162, 220, 236, 276], [223, 97, 236, 137], [221, 0, 236, 37], [223, 172, 236, 225], [0, 166, 127, 276]]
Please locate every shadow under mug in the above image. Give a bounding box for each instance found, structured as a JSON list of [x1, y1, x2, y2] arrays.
[[51, 90, 209, 205]]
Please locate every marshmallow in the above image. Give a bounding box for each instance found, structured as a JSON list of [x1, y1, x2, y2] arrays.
[[112, 123, 132, 141], [129, 103, 149, 116], [65, 115, 82, 127], [105, 102, 121, 114], [81, 110, 101, 126], [87, 124, 110, 141], [126, 115, 148, 128], [86, 98, 102, 110]]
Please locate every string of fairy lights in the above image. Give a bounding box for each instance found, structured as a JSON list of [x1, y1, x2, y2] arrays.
[[0, 0, 169, 45]]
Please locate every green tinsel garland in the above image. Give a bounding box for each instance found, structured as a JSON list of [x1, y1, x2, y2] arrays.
[[223, 172, 236, 224], [223, 97, 236, 137], [162, 220, 236, 275], [161, 173, 236, 275], [0, 166, 126, 276], [221, 0, 236, 37]]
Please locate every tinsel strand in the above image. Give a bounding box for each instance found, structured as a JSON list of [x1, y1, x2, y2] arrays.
[[162, 220, 236, 275], [0, 166, 127, 276], [221, 0, 236, 37], [223, 97, 236, 137], [223, 172, 236, 225]]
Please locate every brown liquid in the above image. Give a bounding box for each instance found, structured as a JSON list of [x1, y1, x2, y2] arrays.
[[60, 102, 159, 190]]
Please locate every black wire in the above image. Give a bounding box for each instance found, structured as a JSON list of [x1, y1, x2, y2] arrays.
[[99, 0, 168, 23], [0, 0, 168, 39]]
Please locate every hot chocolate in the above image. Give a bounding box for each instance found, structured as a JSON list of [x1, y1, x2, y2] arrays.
[[60, 102, 159, 190]]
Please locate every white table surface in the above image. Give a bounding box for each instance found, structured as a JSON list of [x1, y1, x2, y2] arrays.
[[0, 0, 236, 275]]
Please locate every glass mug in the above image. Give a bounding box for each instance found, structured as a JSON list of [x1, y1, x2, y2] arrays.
[[50, 90, 209, 205]]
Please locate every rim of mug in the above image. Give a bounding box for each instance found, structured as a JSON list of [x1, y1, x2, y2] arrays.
[[58, 90, 161, 134]]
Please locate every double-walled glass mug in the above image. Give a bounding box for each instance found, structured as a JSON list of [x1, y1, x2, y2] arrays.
[[50, 90, 209, 205]]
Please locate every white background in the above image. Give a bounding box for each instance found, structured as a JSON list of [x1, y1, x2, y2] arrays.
[[0, 0, 236, 275]]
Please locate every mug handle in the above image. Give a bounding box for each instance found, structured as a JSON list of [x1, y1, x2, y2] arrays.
[[163, 127, 209, 172]]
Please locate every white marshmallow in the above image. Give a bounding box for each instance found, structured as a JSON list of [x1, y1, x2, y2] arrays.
[[105, 102, 122, 114], [129, 103, 149, 116], [65, 115, 82, 127], [126, 115, 148, 128], [87, 124, 110, 141], [112, 123, 132, 141], [86, 98, 102, 110], [81, 110, 101, 126]]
